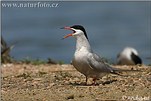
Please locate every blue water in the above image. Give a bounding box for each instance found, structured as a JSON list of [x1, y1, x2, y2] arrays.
[[1, 1, 151, 64]]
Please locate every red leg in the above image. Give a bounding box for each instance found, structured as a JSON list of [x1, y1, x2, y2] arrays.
[[92, 78, 97, 85], [85, 76, 88, 85]]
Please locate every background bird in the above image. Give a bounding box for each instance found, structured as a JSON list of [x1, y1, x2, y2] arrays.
[[117, 47, 142, 65], [1, 36, 14, 63]]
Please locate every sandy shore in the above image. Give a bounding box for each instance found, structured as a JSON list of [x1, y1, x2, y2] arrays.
[[1, 64, 151, 101]]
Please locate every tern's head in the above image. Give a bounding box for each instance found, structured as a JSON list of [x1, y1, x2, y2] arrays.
[[61, 25, 88, 40]]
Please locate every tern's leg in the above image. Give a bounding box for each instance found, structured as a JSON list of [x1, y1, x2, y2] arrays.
[[85, 76, 88, 85], [92, 78, 97, 85]]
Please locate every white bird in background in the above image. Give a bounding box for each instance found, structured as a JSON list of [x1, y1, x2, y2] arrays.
[[62, 25, 138, 85], [117, 47, 142, 65]]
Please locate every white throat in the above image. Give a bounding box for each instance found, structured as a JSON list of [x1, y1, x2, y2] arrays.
[[75, 34, 91, 52]]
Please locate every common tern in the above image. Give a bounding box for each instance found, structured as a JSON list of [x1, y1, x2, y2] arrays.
[[117, 47, 142, 65], [62, 25, 138, 85]]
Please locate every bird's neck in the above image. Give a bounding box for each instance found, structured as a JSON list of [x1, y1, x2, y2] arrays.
[[75, 35, 91, 52]]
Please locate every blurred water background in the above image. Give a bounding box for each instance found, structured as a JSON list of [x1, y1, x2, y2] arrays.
[[1, 1, 151, 64]]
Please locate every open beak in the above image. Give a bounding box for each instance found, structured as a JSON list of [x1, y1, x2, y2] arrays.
[[61, 27, 75, 39]]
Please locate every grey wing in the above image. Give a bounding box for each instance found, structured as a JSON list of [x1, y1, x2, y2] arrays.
[[87, 53, 114, 73]]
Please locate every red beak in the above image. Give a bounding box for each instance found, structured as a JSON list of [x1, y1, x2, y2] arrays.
[[61, 26, 75, 39], [63, 33, 73, 39]]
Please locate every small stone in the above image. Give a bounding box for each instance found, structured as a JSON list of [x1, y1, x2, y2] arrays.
[[66, 95, 74, 100]]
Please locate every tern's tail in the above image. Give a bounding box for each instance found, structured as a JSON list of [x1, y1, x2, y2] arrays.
[[110, 67, 141, 76]]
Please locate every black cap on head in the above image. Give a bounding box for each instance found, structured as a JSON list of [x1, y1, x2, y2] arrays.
[[71, 25, 88, 40]]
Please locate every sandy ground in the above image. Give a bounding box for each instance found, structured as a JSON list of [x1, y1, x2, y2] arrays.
[[1, 64, 151, 101]]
